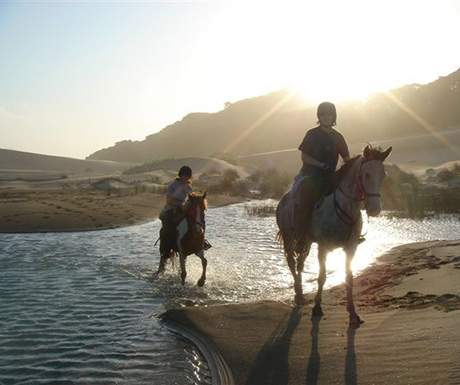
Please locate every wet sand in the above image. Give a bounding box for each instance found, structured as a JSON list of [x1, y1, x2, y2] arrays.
[[163, 240, 460, 385]]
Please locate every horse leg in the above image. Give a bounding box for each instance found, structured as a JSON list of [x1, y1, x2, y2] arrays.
[[157, 257, 167, 274], [297, 240, 311, 274], [345, 245, 363, 325], [282, 231, 305, 305], [312, 244, 327, 317], [175, 220, 188, 285], [157, 230, 168, 274], [195, 249, 207, 287], [178, 248, 187, 285]]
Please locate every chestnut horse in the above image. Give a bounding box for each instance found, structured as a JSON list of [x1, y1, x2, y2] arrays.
[[157, 192, 208, 286], [276, 145, 392, 324]]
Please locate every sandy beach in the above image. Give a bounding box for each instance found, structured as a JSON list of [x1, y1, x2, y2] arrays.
[[0, 186, 244, 233], [0, 152, 248, 233], [163, 240, 460, 385]]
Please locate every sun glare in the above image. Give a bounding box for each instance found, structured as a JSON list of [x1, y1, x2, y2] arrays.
[[206, 1, 456, 105]]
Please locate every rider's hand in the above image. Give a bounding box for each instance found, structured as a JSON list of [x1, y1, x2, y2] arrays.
[[318, 162, 329, 170]]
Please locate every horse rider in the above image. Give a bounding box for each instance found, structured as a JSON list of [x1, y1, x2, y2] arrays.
[[293, 101, 350, 253], [159, 166, 193, 259]]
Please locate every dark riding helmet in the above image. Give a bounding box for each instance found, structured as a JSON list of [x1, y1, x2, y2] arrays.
[[178, 165, 192, 178], [317, 102, 337, 125]]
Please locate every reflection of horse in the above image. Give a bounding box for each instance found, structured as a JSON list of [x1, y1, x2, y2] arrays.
[[276, 145, 392, 324], [157, 192, 208, 286]]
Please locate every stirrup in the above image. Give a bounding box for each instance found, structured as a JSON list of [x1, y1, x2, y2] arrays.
[[203, 239, 212, 250]]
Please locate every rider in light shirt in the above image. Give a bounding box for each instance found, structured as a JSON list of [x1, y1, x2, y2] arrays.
[[159, 166, 193, 259]]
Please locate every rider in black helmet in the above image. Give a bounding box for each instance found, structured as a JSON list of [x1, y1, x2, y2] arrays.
[[294, 102, 350, 253]]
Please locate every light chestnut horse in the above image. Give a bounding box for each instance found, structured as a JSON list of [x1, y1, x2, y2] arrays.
[[157, 192, 208, 286], [276, 145, 392, 325]]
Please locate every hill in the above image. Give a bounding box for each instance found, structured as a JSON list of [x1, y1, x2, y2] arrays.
[[238, 130, 460, 175], [0, 149, 136, 180], [87, 68, 460, 164]]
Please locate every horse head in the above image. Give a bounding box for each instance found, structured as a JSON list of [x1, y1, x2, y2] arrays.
[[186, 192, 207, 233], [360, 145, 392, 216]]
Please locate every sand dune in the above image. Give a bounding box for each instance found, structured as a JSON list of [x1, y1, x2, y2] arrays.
[[0, 151, 248, 232], [0, 148, 136, 176]]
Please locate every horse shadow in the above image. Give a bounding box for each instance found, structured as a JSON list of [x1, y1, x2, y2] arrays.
[[244, 307, 302, 385], [345, 325, 358, 385], [306, 315, 321, 384], [306, 316, 359, 385]]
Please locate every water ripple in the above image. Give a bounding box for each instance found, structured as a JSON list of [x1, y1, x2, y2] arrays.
[[1, 201, 458, 384]]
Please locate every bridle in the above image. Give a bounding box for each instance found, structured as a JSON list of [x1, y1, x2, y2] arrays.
[[334, 157, 382, 227], [186, 199, 206, 233], [337, 157, 381, 203]]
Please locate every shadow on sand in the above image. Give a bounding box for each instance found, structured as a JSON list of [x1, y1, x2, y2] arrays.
[[306, 315, 321, 384], [244, 308, 359, 385], [307, 315, 359, 385], [245, 307, 302, 385], [345, 324, 358, 385]]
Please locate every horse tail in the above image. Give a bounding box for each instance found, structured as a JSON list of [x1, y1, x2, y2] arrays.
[[276, 230, 287, 255]]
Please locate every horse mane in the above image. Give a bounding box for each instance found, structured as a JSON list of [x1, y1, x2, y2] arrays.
[[333, 144, 392, 189], [334, 156, 361, 187], [188, 192, 208, 210]]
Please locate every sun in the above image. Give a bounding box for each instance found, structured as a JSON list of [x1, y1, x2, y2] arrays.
[[289, 75, 378, 105]]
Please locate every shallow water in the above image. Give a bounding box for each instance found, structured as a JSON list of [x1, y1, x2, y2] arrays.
[[1, 201, 459, 384]]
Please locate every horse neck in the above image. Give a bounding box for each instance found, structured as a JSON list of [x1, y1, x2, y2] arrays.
[[336, 157, 364, 207], [187, 200, 204, 226]]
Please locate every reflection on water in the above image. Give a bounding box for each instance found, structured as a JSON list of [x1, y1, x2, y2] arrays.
[[0, 200, 458, 384]]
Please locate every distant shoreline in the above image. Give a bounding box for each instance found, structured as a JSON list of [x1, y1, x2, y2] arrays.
[[0, 190, 245, 233]]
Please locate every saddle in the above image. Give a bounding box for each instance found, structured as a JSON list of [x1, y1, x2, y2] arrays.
[[159, 209, 211, 259]]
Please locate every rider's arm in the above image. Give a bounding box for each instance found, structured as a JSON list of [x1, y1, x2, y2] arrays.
[[338, 134, 350, 162], [166, 195, 176, 206], [301, 151, 329, 169]]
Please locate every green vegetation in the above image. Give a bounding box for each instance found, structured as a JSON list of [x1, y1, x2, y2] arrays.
[[205, 168, 292, 199], [244, 203, 277, 216], [382, 164, 460, 217]]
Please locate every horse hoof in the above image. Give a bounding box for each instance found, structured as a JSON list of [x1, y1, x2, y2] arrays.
[[312, 305, 323, 317], [295, 294, 307, 306], [349, 315, 364, 326], [197, 278, 205, 287]]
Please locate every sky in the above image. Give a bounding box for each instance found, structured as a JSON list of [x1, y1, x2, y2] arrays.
[[1, 0, 459, 159]]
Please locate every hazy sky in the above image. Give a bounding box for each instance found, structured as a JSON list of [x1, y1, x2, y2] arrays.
[[1, 0, 459, 159]]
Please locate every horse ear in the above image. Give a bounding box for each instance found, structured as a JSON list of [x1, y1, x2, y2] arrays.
[[363, 145, 370, 159], [380, 146, 392, 161], [203, 191, 207, 199]]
